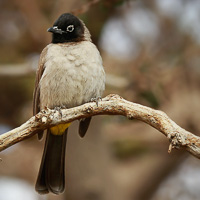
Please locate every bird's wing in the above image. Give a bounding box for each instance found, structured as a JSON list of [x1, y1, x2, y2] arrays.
[[33, 47, 48, 139]]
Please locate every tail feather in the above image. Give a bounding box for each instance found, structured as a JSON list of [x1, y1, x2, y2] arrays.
[[36, 129, 68, 194]]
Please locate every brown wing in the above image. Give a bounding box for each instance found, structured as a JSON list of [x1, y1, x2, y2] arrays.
[[33, 47, 48, 139]]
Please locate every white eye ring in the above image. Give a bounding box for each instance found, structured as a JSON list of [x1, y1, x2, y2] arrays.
[[53, 26, 59, 30], [66, 25, 74, 32]]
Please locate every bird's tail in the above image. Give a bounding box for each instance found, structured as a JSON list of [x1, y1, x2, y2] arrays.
[[35, 127, 68, 194]]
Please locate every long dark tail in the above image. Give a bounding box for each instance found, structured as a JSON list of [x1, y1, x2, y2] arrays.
[[35, 129, 68, 194]]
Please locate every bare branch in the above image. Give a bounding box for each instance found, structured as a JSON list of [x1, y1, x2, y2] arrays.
[[0, 55, 38, 77], [0, 64, 35, 77], [0, 63, 127, 88], [0, 94, 200, 158]]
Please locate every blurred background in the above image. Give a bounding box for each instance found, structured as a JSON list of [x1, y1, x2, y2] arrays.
[[1, 0, 200, 199]]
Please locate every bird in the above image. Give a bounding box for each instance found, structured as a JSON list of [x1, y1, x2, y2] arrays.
[[33, 13, 105, 195]]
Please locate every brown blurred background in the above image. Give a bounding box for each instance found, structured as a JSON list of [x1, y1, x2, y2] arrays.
[[1, 0, 200, 200]]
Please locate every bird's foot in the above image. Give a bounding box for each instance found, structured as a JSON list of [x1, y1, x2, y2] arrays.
[[90, 96, 102, 107]]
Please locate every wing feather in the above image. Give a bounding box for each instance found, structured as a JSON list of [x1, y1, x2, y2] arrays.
[[33, 47, 48, 139]]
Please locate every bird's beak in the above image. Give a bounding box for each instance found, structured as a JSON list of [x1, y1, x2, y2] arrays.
[[47, 27, 63, 34]]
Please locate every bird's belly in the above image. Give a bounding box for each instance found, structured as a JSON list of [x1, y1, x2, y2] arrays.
[[39, 62, 104, 109]]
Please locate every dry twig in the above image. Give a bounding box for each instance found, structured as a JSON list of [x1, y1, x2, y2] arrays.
[[0, 94, 200, 158]]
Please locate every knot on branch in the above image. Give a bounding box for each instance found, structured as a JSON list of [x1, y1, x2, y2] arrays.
[[34, 107, 55, 125], [85, 105, 93, 113], [168, 131, 189, 153], [127, 111, 135, 120]]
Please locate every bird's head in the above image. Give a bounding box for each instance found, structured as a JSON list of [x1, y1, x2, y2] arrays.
[[48, 13, 90, 43]]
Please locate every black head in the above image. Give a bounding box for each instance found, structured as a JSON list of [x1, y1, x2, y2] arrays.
[[48, 13, 85, 43]]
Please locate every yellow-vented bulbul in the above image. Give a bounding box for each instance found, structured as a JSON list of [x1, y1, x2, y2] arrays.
[[33, 13, 105, 195]]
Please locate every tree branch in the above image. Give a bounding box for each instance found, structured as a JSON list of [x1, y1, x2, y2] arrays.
[[0, 94, 200, 158], [0, 64, 35, 77]]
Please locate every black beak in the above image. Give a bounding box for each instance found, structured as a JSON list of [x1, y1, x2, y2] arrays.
[[47, 27, 63, 34]]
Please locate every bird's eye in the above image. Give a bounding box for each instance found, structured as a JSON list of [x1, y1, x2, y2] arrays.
[[66, 25, 74, 32], [53, 26, 59, 30]]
